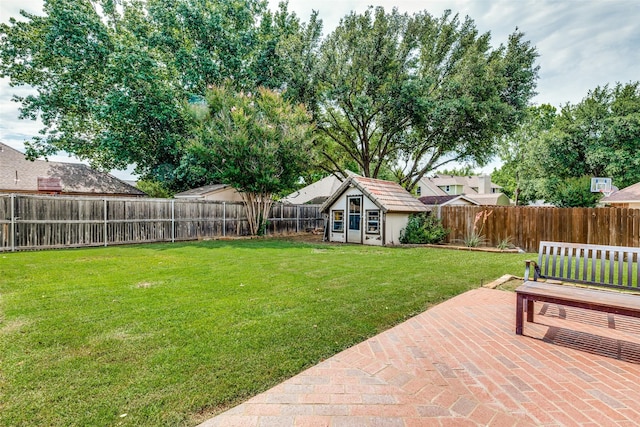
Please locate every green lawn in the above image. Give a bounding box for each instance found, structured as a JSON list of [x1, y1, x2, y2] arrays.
[[0, 239, 529, 426]]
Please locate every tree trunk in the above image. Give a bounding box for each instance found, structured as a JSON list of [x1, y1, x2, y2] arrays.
[[241, 192, 274, 236]]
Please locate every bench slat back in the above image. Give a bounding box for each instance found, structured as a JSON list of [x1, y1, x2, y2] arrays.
[[538, 241, 640, 290]]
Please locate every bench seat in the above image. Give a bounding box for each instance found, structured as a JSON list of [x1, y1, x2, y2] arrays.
[[515, 241, 640, 336], [515, 281, 640, 335]]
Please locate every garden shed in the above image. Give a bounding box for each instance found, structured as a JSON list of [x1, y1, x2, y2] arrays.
[[321, 176, 429, 246]]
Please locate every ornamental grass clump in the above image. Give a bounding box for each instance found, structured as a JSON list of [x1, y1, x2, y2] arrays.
[[463, 209, 493, 247]]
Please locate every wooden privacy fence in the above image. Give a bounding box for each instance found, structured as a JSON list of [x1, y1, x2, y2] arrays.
[[439, 205, 640, 253], [0, 194, 323, 252]]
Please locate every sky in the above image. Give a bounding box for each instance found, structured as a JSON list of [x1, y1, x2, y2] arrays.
[[1, 0, 639, 180]]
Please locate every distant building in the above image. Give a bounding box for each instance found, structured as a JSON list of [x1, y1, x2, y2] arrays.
[[418, 195, 479, 208], [174, 184, 243, 202], [416, 174, 510, 206], [0, 142, 145, 197], [600, 182, 640, 209], [281, 171, 356, 205]]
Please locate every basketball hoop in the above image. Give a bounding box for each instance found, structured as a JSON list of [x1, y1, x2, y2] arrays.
[[591, 177, 613, 196]]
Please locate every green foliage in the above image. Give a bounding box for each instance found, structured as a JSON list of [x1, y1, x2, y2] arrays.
[[400, 213, 449, 244], [436, 166, 477, 177], [496, 82, 640, 206], [541, 176, 601, 208], [0, 0, 315, 189], [494, 104, 558, 204], [462, 209, 493, 247], [0, 239, 529, 426], [496, 236, 514, 250], [135, 179, 174, 198], [316, 7, 539, 190], [463, 232, 486, 248], [183, 85, 315, 234], [545, 82, 640, 189]]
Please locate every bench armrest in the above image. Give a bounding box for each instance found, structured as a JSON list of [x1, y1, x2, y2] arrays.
[[524, 260, 541, 281]]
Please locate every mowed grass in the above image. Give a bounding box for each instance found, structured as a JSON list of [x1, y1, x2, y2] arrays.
[[0, 239, 529, 426]]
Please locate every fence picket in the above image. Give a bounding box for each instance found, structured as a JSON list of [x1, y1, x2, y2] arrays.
[[0, 194, 323, 252], [440, 205, 640, 252]]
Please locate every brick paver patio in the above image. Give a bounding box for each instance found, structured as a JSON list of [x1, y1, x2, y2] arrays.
[[199, 287, 640, 426]]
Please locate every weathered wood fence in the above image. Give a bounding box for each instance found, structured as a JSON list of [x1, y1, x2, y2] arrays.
[[440, 205, 640, 253], [0, 194, 323, 252]]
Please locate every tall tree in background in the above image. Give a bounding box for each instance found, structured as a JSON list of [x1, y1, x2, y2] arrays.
[[494, 82, 640, 206], [1, 2, 540, 193], [184, 85, 314, 235], [545, 82, 640, 189], [0, 0, 312, 190], [492, 104, 557, 204], [315, 7, 539, 191]]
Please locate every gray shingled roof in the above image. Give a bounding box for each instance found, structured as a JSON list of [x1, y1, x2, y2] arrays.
[[0, 142, 145, 196], [418, 195, 480, 206], [601, 182, 640, 203], [321, 176, 429, 213]]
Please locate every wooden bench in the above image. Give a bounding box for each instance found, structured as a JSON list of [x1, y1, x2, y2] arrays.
[[515, 241, 640, 335]]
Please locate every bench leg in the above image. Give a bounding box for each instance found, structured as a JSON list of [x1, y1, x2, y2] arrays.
[[527, 299, 534, 323], [516, 294, 524, 335]]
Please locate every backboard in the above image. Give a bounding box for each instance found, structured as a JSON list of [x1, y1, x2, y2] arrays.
[[590, 177, 612, 193]]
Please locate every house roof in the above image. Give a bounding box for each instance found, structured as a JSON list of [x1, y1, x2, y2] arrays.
[[173, 184, 231, 198], [321, 176, 429, 214], [466, 193, 511, 205], [420, 174, 502, 195], [0, 142, 145, 196], [281, 171, 356, 204], [418, 195, 479, 206], [600, 182, 640, 203]]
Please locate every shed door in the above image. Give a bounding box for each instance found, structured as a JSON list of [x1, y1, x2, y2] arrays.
[[347, 196, 362, 243]]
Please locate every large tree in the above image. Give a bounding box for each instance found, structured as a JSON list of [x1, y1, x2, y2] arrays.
[[544, 82, 640, 189], [315, 7, 539, 191], [0, 0, 312, 189], [494, 82, 640, 206], [183, 85, 314, 235], [493, 104, 557, 204]]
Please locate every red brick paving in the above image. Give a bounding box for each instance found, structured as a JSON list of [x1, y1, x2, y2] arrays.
[[199, 288, 640, 426]]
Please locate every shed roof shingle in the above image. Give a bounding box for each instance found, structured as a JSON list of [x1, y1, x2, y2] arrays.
[[321, 176, 429, 213]]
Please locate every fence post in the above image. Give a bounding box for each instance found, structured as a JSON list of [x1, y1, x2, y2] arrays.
[[171, 199, 175, 243], [296, 205, 300, 233], [103, 198, 108, 247], [10, 193, 15, 252], [222, 202, 226, 237]]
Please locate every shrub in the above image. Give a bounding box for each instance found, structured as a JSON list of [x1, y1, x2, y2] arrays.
[[400, 213, 449, 244]]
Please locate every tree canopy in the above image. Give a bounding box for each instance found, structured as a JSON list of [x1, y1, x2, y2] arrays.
[[314, 7, 539, 191], [493, 82, 640, 206], [0, 0, 308, 189], [2, 2, 540, 193], [184, 85, 314, 235]]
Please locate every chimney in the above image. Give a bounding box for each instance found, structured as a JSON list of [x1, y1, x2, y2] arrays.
[[478, 175, 491, 194]]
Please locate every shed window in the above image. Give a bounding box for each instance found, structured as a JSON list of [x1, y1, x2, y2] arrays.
[[332, 210, 344, 232], [366, 210, 380, 234]]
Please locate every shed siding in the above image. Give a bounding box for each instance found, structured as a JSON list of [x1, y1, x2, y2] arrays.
[[385, 213, 409, 245], [328, 187, 384, 245]]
